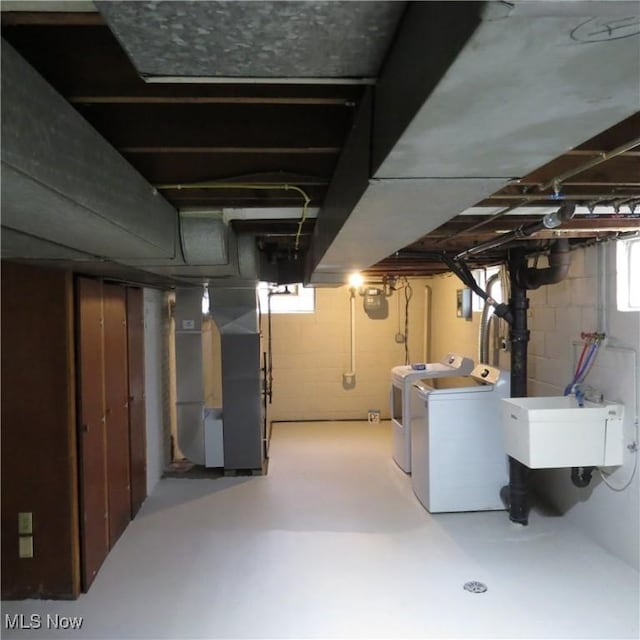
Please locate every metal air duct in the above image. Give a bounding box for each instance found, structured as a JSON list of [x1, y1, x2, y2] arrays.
[[1, 39, 179, 262], [308, 1, 640, 282], [208, 286, 264, 472]]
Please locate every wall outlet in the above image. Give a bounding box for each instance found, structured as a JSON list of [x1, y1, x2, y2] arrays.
[[395, 332, 405, 343], [18, 512, 32, 535], [19, 536, 33, 559], [367, 410, 381, 424]]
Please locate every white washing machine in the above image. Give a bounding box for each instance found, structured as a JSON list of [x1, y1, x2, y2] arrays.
[[390, 353, 474, 473], [410, 363, 510, 513]]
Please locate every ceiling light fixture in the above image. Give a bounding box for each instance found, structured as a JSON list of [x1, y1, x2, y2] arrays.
[[348, 272, 364, 289]]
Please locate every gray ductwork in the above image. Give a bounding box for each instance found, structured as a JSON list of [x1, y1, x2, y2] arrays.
[[96, 1, 406, 81], [208, 286, 264, 472], [174, 288, 206, 465], [1, 39, 179, 262], [308, 1, 640, 283], [175, 282, 263, 470], [1, 39, 259, 287], [180, 214, 230, 266], [125, 223, 259, 284]]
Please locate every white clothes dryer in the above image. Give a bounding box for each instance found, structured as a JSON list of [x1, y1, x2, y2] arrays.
[[390, 353, 474, 473]]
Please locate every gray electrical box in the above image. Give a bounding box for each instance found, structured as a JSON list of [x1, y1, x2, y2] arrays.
[[363, 287, 382, 312], [456, 288, 472, 319]]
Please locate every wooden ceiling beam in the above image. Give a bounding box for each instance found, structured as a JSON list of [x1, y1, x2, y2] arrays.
[[575, 112, 640, 151], [0, 12, 104, 26], [121, 146, 340, 155], [517, 155, 640, 186], [77, 103, 350, 148], [128, 154, 336, 184], [69, 96, 355, 106], [481, 188, 640, 206], [430, 215, 640, 236], [163, 196, 324, 209], [565, 149, 640, 157], [1, 25, 364, 100]]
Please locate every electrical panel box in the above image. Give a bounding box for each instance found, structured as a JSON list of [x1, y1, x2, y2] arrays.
[[456, 288, 472, 319]]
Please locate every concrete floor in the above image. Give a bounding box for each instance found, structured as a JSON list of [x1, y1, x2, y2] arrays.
[[3, 420, 639, 639]]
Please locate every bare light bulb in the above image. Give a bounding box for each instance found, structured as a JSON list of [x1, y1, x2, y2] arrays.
[[348, 272, 364, 289]]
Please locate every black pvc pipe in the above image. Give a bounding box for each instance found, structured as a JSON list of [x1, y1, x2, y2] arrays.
[[515, 238, 571, 290], [571, 466, 595, 488], [505, 250, 531, 525]]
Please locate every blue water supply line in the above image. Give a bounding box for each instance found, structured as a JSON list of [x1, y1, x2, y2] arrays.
[[565, 333, 604, 486]]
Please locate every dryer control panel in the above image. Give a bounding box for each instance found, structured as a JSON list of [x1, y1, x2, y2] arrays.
[[470, 364, 501, 385], [441, 353, 474, 371]]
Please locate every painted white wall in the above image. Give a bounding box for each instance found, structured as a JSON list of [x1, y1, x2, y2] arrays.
[[267, 280, 430, 422], [528, 242, 640, 570], [143, 288, 166, 494]]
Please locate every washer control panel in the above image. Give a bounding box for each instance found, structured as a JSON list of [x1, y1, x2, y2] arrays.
[[470, 364, 501, 385]]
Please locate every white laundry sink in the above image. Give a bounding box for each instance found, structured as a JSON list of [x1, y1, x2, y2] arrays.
[[501, 396, 624, 469]]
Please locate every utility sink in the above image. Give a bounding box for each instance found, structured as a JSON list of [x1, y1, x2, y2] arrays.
[[501, 396, 624, 469]]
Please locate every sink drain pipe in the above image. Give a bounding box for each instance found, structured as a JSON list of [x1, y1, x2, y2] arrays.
[[571, 466, 596, 487], [503, 248, 531, 524]]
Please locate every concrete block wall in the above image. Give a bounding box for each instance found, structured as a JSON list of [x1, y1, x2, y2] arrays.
[[425, 271, 511, 370], [267, 280, 430, 422], [427, 273, 481, 364], [527, 243, 640, 570]]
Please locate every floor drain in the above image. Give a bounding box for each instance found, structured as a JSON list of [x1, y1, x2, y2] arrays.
[[463, 581, 488, 593]]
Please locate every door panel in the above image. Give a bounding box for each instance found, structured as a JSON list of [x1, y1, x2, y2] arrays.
[[103, 284, 131, 547], [126, 287, 147, 517], [76, 277, 108, 591]]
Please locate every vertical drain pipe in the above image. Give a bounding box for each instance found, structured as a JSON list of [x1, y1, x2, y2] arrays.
[[506, 250, 531, 525]]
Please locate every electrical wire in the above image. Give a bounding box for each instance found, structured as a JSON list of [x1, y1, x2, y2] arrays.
[[156, 181, 312, 251]]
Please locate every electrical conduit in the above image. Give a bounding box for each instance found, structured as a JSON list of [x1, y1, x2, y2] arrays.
[[344, 289, 356, 383]]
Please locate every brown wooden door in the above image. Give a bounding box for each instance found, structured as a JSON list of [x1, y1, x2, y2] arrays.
[[126, 287, 147, 517], [103, 284, 131, 547], [76, 277, 109, 591]]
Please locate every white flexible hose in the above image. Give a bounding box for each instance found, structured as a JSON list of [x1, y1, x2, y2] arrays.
[[598, 344, 639, 491], [599, 450, 638, 491]]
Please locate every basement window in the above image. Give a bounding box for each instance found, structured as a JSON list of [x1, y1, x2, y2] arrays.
[[202, 288, 210, 315], [257, 282, 315, 314], [617, 237, 640, 312]]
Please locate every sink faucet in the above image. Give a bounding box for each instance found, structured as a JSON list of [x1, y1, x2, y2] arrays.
[[573, 384, 604, 406]]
